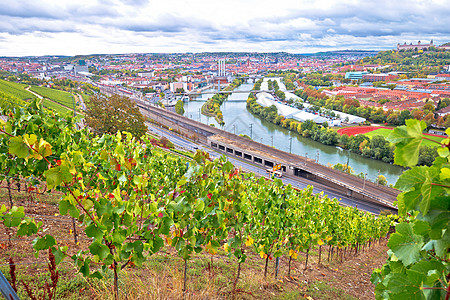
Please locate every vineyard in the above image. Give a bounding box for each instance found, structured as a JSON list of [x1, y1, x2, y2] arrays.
[[0, 79, 36, 101], [0, 100, 396, 299], [0, 91, 29, 111], [41, 98, 72, 115], [29, 86, 76, 109]]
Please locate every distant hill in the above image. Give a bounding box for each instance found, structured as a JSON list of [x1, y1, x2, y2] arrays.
[[313, 50, 379, 56]]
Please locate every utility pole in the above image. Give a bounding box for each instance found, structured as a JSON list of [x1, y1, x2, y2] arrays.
[[198, 108, 201, 121], [249, 123, 253, 139], [233, 124, 236, 135], [316, 150, 320, 163]]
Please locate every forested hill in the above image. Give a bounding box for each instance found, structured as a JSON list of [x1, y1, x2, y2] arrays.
[[359, 49, 450, 70]]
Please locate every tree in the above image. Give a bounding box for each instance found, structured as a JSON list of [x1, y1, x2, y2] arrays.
[[85, 94, 147, 138], [175, 100, 185, 115], [376, 175, 387, 186]]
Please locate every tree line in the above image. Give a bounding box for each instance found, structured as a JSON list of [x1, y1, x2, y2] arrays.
[[247, 93, 438, 166]]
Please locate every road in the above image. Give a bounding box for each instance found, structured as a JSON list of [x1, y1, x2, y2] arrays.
[[146, 122, 391, 215]]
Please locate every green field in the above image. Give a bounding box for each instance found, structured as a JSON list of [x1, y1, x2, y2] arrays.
[[364, 128, 444, 147], [30, 86, 75, 108], [0, 79, 36, 100], [41, 98, 72, 115]]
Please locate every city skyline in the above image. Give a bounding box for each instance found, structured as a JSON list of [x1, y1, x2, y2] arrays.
[[1, 0, 450, 57]]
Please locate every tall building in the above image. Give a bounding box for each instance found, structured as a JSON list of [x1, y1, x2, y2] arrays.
[[217, 59, 226, 76]]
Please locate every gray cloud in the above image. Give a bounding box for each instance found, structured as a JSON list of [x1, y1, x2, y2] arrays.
[[0, 0, 449, 55]]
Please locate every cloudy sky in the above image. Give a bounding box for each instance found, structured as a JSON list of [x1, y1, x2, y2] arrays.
[[1, 0, 449, 56]]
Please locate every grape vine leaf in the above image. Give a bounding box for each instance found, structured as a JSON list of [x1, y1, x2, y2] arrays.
[[387, 119, 426, 167], [89, 240, 110, 260], [45, 165, 73, 189], [387, 222, 423, 267], [385, 273, 425, 300], [32, 235, 57, 251], [8, 136, 32, 158]]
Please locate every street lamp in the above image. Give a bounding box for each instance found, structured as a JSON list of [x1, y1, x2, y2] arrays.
[[233, 124, 236, 135], [271, 135, 273, 147], [249, 123, 254, 139]]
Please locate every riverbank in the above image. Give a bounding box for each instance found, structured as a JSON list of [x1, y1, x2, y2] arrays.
[[246, 93, 438, 167], [201, 78, 245, 125], [183, 83, 404, 185]]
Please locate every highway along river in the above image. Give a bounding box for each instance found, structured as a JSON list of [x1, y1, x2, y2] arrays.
[[183, 82, 405, 185]]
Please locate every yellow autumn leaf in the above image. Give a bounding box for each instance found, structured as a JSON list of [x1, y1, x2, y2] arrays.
[[259, 251, 268, 259], [289, 249, 298, 259], [223, 243, 229, 253], [166, 237, 172, 245], [245, 236, 254, 246], [206, 241, 217, 255], [69, 229, 72, 235], [318, 239, 324, 246], [326, 236, 332, 241]]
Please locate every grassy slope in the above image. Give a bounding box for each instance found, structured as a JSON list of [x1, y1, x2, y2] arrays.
[[0, 79, 73, 114], [0, 79, 36, 100], [30, 86, 75, 108]]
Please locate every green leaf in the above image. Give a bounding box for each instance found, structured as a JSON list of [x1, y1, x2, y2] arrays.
[[45, 165, 73, 189], [85, 223, 104, 242], [387, 120, 427, 167], [398, 189, 421, 215], [437, 147, 449, 158], [419, 172, 432, 215], [59, 199, 72, 215], [32, 235, 57, 251], [387, 222, 423, 266], [51, 247, 65, 265], [412, 220, 430, 236], [385, 273, 425, 300], [195, 199, 205, 212], [440, 168, 450, 181], [17, 219, 38, 236], [89, 271, 103, 279], [89, 240, 110, 260], [8, 136, 31, 158], [3, 206, 25, 227], [395, 167, 428, 192], [393, 138, 423, 167], [410, 260, 445, 286], [114, 143, 125, 157]]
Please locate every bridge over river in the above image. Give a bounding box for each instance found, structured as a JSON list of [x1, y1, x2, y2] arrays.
[[136, 101, 399, 213]]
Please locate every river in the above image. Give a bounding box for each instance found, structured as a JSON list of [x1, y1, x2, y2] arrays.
[[183, 82, 404, 185]]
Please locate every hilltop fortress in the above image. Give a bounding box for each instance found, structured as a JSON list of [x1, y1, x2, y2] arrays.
[[397, 40, 450, 51]]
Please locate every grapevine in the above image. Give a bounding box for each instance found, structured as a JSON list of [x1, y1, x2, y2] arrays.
[[0, 99, 394, 298]]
